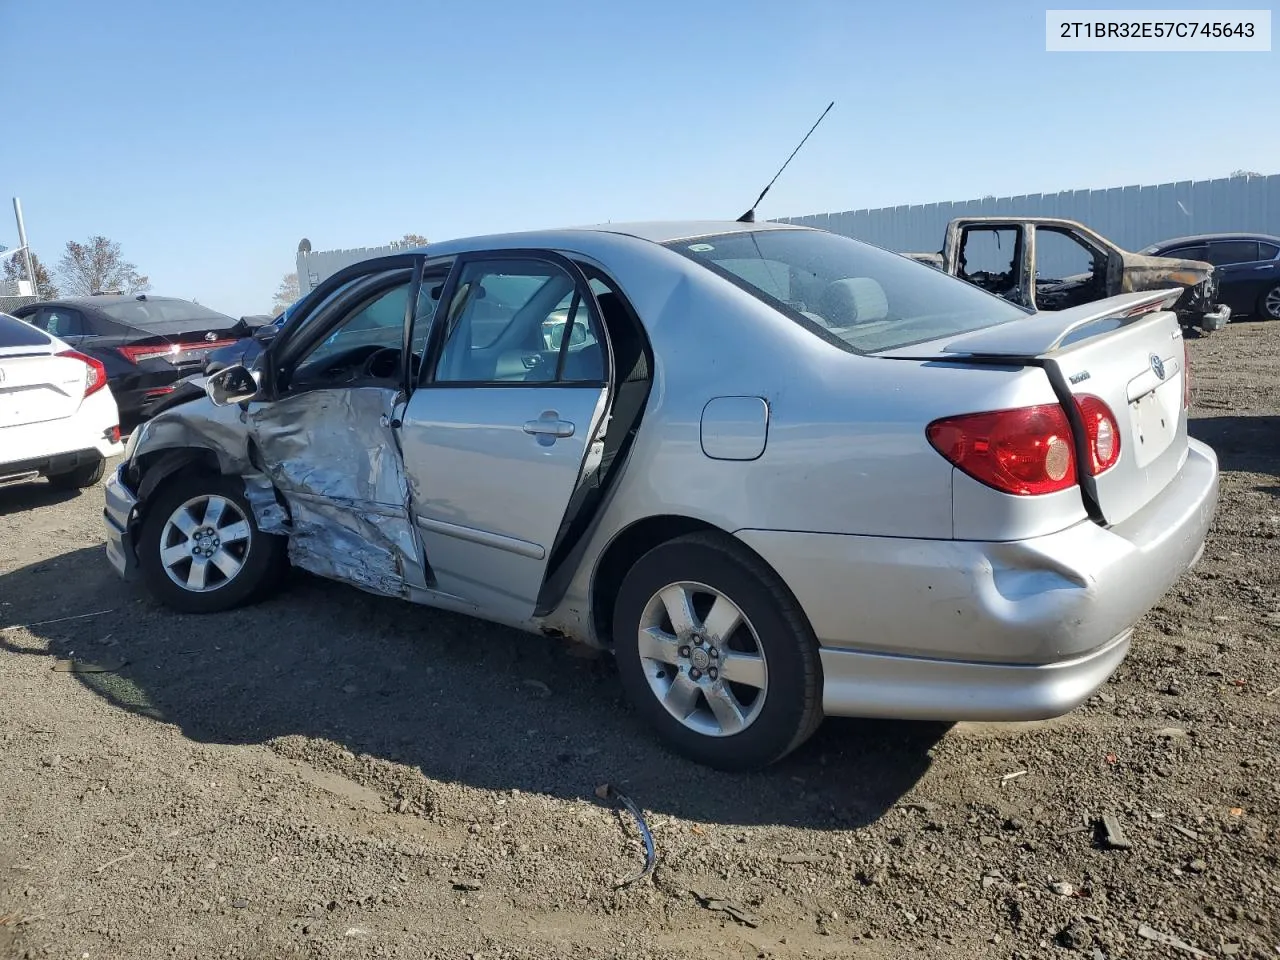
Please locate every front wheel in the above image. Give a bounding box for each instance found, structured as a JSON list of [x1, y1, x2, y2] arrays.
[[613, 532, 823, 771], [138, 472, 287, 613]]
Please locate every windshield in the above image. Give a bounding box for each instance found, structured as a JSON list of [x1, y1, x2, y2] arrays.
[[97, 299, 236, 327], [666, 229, 1029, 353]]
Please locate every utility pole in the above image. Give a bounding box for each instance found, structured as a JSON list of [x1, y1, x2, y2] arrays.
[[13, 197, 38, 296]]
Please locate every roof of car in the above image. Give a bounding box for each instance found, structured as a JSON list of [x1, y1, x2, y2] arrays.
[[403, 219, 810, 256], [1145, 232, 1280, 249], [43, 294, 196, 308]]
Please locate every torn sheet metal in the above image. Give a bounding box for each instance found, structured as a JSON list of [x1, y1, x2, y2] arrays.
[[241, 472, 290, 535], [128, 395, 257, 475], [248, 387, 427, 597]]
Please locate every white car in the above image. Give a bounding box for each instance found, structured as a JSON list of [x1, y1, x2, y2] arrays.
[[1, 311, 124, 489]]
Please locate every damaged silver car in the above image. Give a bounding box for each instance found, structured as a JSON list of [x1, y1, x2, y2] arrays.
[[104, 221, 1219, 770]]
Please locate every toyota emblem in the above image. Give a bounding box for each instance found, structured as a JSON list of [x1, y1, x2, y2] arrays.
[[1149, 353, 1166, 380], [204, 331, 217, 342]]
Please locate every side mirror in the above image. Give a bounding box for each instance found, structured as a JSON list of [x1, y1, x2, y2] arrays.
[[205, 364, 259, 407], [252, 324, 278, 342]]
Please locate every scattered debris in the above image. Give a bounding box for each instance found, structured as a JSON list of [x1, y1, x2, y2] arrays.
[[1136, 922, 1209, 957], [1187, 858, 1207, 873], [1099, 813, 1132, 849], [594, 783, 656, 888], [344, 927, 370, 938], [1265, 685, 1280, 699], [231, 898, 248, 909], [53, 658, 128, 674], [451, 881, 481, 892], [1153, 727, 1187, 739], [692, 891, 761, 928], [1050, 880, 1075, 897], [1169, 824, 1200, 840], [1229, 807, 1245, 817], [1000, 770, 1028, 783], [1056, 918, 1093, 951], [93, 851, 135, 874], [1, 608, 116, 631]]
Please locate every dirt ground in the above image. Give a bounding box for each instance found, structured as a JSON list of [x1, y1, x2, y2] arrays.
[[2, 321, 1277, 960]]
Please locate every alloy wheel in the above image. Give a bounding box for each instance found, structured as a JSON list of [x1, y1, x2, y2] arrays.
[[159, 494, 253, 593]]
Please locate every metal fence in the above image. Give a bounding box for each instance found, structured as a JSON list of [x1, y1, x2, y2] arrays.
[[296, 242, 420, 295], [293, 174, 1279, 293]]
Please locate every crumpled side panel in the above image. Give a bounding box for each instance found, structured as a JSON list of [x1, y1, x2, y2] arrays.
[[129, 396, 255, 474], [242, 472, 290, 535], [248, 388, 424, 597], [284, 495, 412, 598]]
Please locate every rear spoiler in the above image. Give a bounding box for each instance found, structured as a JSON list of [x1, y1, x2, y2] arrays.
[[886, 289, 1183, 360]]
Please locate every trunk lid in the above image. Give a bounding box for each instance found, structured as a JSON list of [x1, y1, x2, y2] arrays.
[[881, 289, 1189, 527], [0, 347, 87, 426], [115, 318, 249, 369]]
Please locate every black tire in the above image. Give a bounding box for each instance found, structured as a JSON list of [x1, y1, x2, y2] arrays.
[[613, 532, 823, 771], [47, 457, 105, 490], [1258, 283, 1280, 321], [138, 471, 288, 614]]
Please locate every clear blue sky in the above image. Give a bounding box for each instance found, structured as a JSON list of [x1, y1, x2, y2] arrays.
[[2, 0, 1275, 317]]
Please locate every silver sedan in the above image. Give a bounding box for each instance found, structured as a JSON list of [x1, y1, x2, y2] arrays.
[[102, 221, 1219, 770]]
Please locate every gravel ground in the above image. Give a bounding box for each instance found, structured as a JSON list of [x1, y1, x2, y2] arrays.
[[2, 320, 1277, 960]]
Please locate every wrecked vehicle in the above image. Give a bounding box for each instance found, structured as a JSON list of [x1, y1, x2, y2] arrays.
[[103, 221, 1219, 770], [905, 217, 1231, 334]]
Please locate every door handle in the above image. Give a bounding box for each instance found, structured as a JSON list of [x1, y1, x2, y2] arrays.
[[523, 416, 575, 439], [1255, 265, 1272, 271]]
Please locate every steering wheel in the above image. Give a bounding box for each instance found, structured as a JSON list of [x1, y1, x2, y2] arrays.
[[360, 346, 422, 381]]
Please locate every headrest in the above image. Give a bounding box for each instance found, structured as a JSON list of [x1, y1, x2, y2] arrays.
[[820, 278, 889, 326]]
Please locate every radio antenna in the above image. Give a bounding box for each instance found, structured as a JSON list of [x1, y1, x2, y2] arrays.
[[736, 101, 834, 223]]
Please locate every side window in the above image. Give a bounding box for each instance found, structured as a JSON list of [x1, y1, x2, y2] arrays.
[[433, 259, 605, 385], [33, 307, 85, 337], [958, 228, 1019, 279], [1163, 245, 1209, 262], [1035, 228, 1103, 280], [293, 279, 411, 380], [1258, 242, 1280, 260], [1204, 241, 1260, 266]]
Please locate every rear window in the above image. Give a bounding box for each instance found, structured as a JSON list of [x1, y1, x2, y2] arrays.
[[666, 229, 1029, 353], [0, 312, 53, 348], [97, 299, 236, 327]]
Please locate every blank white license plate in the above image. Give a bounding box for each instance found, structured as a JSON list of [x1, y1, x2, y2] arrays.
[[1129, 390, 1176, 468]]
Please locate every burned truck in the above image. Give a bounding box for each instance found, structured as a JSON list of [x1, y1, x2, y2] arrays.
[[905, 217, 1231, 334]]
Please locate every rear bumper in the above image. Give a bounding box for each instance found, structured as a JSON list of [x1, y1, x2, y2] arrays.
[[1189, 303, 1232, 331], [0, 447, 111, 485], [736, 438, 1219, 721], [103, 462, 141, 580]]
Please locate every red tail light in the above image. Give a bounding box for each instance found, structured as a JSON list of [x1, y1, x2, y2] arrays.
[[927, 404, 1077, 496], [104, 425, 121, 444], [56, 349, 109, 398], [1075, 394, 1121, 475], [117, 343, 179, 364], [1183, 340, 1192, 409]]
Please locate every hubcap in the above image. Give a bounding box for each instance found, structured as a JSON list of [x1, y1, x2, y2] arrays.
[[159, 494, 253, 593], [636, 581, 768, 738], [1265, 285, 1280, 319]]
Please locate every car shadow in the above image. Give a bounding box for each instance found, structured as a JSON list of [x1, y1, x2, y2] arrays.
[[0, 545, 946, 830], [0, 479, 82, 516], [1189, 415, 1280, 478]]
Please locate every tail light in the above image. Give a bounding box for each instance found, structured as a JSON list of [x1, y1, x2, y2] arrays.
[[927, 404, 1077, 496], [1183, 340, 1192, 409], [56, 349, 108, 397], [1075, 394, 1121, 476], [117, 343, 179, 364], [104, 425, 121, 444]]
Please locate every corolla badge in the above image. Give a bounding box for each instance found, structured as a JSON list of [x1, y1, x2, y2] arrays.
[[1149, 353, 1166, 380]]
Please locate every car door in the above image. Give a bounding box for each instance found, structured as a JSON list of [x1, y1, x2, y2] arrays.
[[398, 251, 612, 623], [1201, 240, 1263, 315], [247, 254, 444, 599]]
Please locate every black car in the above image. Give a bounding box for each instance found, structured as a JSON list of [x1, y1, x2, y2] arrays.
[[1139, 233, 1280, 321], [12, 294, 255, 422]]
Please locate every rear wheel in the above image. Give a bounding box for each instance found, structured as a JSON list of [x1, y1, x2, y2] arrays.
[[613, 532, 823, 770], [138, 472, 287, 613], [47, 458, 105, 490], [1259, 283, 1280, 321]]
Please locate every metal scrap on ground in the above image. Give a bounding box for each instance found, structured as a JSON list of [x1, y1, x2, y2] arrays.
[[593, 783, 656, 887]]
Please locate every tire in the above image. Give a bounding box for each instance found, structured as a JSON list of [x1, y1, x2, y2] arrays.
[[613, 532, 823, 771], [47, 458, 105, 490], [138, 471, 287, 614], [1258, 283, 1280, 321]]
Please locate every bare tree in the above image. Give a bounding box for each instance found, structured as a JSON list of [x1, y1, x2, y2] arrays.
[[272, 272, 300, 313], [391, 233, 429, 247], [58, 236, 150, 296], [2, 250, 59, 299]]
